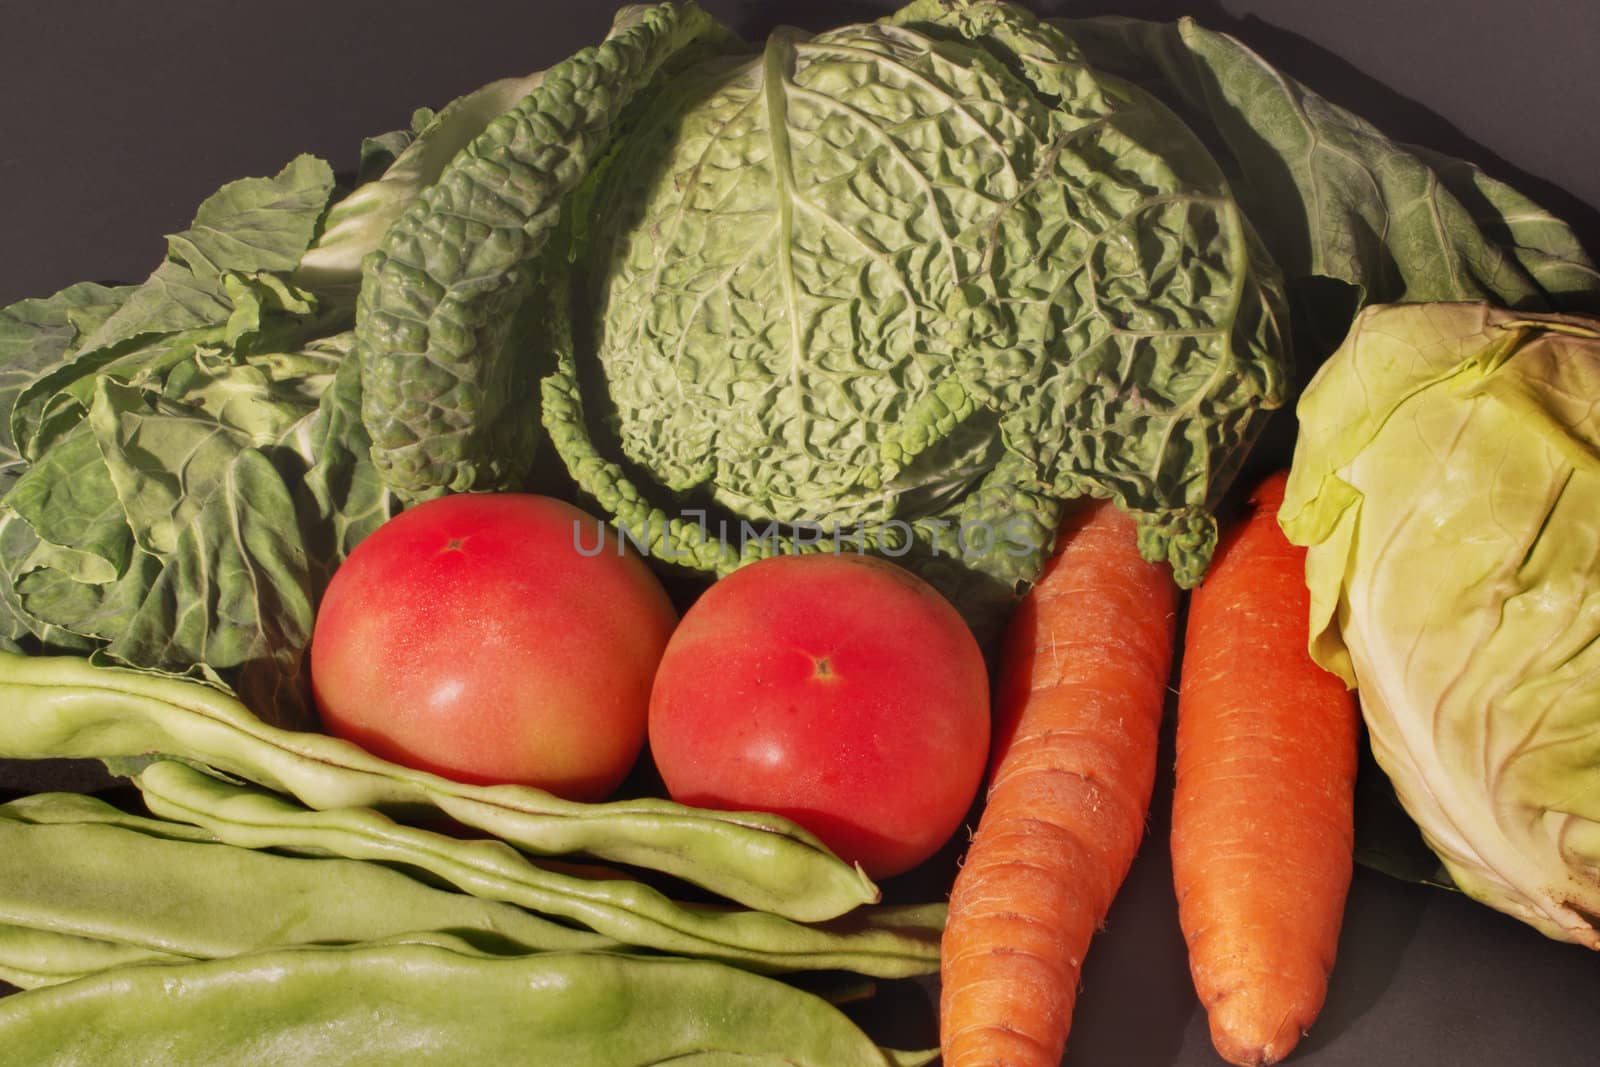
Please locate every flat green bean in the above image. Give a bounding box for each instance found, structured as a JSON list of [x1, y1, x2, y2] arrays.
[[1, 788, 218, 841], [134, 759, 943, 978], [0, 791, 618, 986], [0, 925, 183, 989], [0, 651, 877, 921], [0, 941, 939, 1066]]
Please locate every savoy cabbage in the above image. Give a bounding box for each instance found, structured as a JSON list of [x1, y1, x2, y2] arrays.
[[527, 0, 1290, 627]]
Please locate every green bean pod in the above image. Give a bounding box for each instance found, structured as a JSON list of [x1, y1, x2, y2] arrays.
[[0, 791, 618, 987], [0, 941, 938, 1066], [0, 926, 184, 989], [1, 788, 217, 841], [0, 652, 877, 921], [133, 760, 943, 978]]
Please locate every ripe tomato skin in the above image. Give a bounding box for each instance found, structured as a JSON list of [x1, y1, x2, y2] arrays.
[[310, 494, 676, 801], [647, 554, 990, 879]]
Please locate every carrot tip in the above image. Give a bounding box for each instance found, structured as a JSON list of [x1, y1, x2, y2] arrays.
[[1207, 996, 1314, 1067]]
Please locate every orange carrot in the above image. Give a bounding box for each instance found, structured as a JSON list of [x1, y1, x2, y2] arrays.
[[940, 499, 1178, 1067], [1173, 470, 1359, 1066]]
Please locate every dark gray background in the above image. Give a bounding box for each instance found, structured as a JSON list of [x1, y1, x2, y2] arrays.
[[1, 3, 1597, 1064]]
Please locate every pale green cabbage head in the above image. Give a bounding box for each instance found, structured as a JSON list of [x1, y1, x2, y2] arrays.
[[1281, 302, 1600, 946]]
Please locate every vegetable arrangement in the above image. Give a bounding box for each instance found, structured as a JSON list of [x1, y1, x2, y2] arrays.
[[1, 1, 1599, 1065]]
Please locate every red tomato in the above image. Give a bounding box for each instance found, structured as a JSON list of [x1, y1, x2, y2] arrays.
[[310, 494, 677, 801], [647, 553, 990, 879]]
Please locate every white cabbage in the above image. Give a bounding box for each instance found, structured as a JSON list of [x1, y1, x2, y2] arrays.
[[1281, 302, 1600, 946]]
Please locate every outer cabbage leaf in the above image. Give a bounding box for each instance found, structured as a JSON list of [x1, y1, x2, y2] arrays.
[[106, 447, 316, 729], [1057, 16, 1600, 313], [1281, 303, 1600, 946], [89, 376, 301, 559], [68, 154, 334, 362], [0, 355, 336, 724], [548, 0, 1285, 613], [8, 154, 336, 463], [8, 537, 163, 652], [5, 423, 132, 586], [356, 118, 428, 185], [296, 72, 550, 298], [0, 148, 350, 719], [0, 511, 108, 656], [282, 346, 403, 589], [0, 282, 131, 653], [0, 313, 351, 728], [356, 1, 733, 499], [0, 283, 132, 497]]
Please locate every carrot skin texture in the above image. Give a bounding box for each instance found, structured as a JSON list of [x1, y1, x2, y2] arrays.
[[940, 500, 1179, 1067], [1173, 471, 1359, 1066]]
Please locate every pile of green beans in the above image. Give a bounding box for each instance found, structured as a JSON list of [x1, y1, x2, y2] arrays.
[[0, 651, 945, 1061], [126, 759, 942, 977], [0, 940, 937, 1066], [0, 789, 618, 988], [0, 651, 874, 921]]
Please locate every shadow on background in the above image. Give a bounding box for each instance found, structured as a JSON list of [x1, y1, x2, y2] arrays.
[[1060, 671, 1198, 1067], [0, 758, 118, 805], [1298, 868, 1431, 1059]]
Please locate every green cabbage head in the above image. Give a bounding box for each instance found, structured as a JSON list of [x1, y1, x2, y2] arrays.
[[531, 0, 1289, 635], [1281, 302, 1600, 947]]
